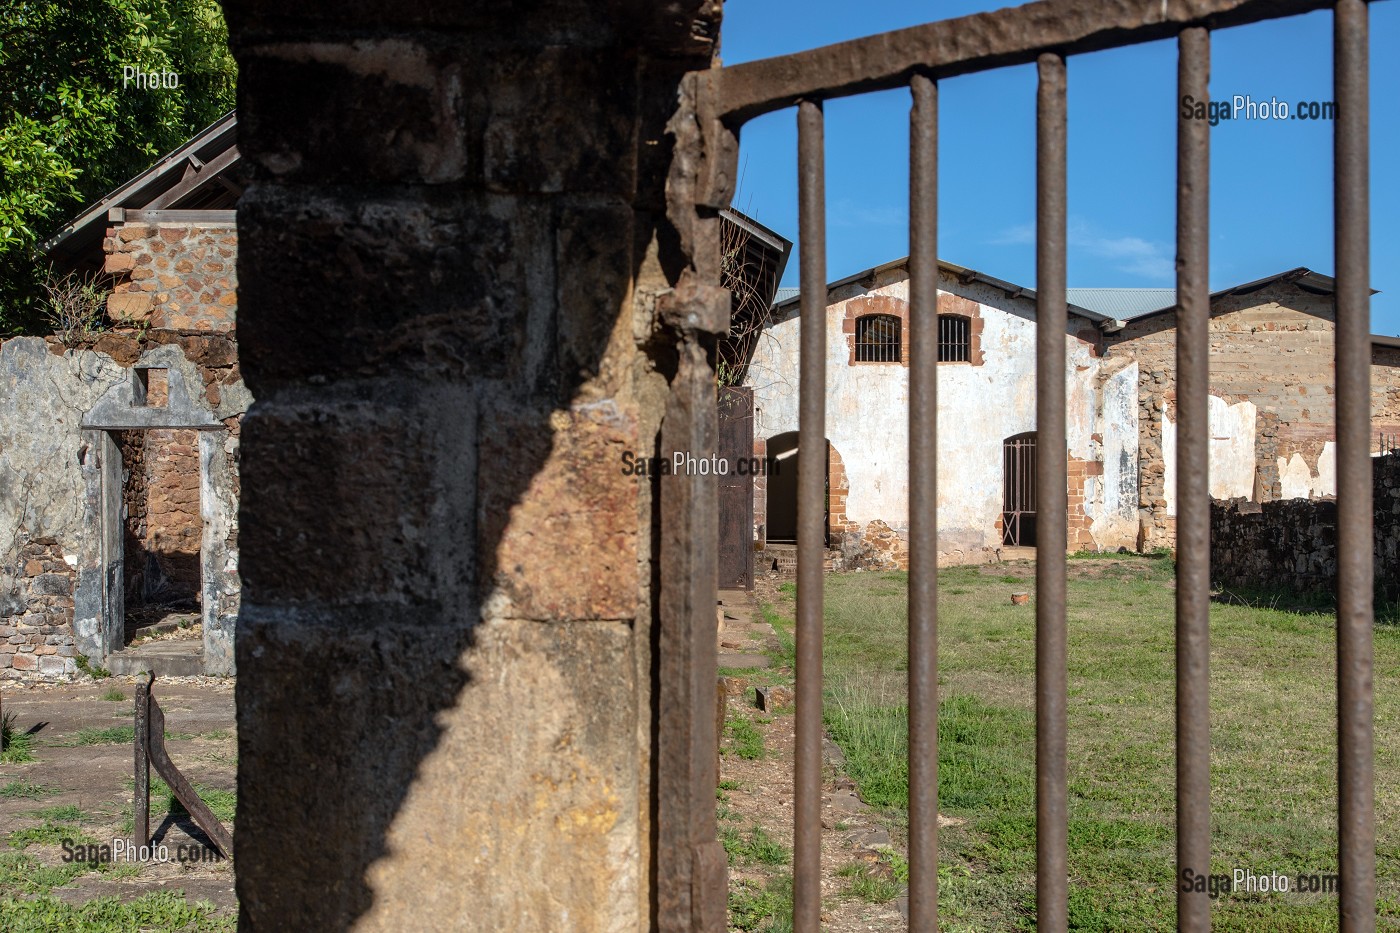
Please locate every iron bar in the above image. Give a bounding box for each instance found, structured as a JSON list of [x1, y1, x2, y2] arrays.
[[714, 0, 1339, 123], [133, 676, 150, 852], [1035, 51, 1069, 933], [794, 97, 827, 933], [1334, 1, 1375, 928], [907, 71, 939, 933], [1175, 26, 1213, 933]]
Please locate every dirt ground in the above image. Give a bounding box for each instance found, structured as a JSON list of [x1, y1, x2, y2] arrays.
[[0, 676, 237, 917], [720, 581, 911, 932]]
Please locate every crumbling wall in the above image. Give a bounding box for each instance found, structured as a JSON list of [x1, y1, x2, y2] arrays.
[[0, 332, 247, 681], [1211, 452, 1400, 598], [1106, 283, 1346, 550]]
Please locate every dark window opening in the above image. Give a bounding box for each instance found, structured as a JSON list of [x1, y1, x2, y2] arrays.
[[939, 314, 971, 362], [854, 314, 901, 363]]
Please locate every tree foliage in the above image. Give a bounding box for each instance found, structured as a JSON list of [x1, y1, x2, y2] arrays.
[[0, 0, 236, 335]]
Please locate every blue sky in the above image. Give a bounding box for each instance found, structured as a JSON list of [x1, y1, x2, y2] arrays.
[[721, 1, 1400, 334]]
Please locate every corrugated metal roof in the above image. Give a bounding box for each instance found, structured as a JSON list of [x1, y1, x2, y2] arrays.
[[1065, 288, 1176, 319], [773, 287, 800, 304]]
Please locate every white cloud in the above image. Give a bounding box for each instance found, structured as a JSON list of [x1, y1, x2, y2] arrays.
[[989, 217, 1173, 282]]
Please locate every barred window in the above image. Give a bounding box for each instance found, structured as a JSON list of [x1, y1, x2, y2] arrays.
[[854, 314, 901, 362], [939, 314, 971, 362]]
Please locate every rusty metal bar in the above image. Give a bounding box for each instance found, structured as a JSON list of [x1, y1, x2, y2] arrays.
[[907, 71, 939, 933], [1335, 1, 1375, 928], [794, 97, 827, 933], [133, 675, 150, 852], [713, 0, 1338, 122], [146, 688, 234, 859], [1035, 51, 1068, 933], [1175, 26, 1212, 933]]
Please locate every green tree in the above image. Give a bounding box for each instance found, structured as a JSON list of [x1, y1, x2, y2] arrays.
[[0, 0, 236, 335]]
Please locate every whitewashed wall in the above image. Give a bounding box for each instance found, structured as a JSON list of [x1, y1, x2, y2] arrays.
[[746, 267, 1139, 560]]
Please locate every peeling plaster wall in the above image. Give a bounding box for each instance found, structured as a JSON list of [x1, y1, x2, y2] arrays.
[[0, 335, 247, 680], [1161, 396, 1259, 517], [746, 266, 1132, 562], [1105, 283, 1371, 548]]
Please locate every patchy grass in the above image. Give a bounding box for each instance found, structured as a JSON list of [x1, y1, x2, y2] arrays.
[[1, 712, 35, 763], [28, 805, 85, 823], [729, 872, 794, 933], [0, 782, 56, 800], [99, 687, 127, 702], [725, 716, 765, 761], [762, 557, 1400, 930], [837, 861, 902, 904], [0, 890, 233, 932], [721, 825, 789, 866], [65, 727, 134, 747]]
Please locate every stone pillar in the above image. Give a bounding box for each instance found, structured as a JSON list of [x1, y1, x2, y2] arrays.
[[223, 2, 721, 929]]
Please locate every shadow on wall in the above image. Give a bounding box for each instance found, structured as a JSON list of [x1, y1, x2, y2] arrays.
[[224, 4, 708, 926]]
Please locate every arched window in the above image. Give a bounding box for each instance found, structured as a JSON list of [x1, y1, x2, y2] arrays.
[[939, 314, 971, 362], [854, 314, 901, 362]]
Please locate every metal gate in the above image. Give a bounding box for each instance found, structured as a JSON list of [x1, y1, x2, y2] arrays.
[[662, 1, 1376, 930], [718, 386, 755, 590], [1003, 433, 1039, 547]]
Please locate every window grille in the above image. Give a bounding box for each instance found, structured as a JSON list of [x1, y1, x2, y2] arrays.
[[854, 313, 901, 362], [939, 314, 971, 362]]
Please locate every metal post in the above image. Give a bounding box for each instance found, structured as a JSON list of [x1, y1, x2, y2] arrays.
[[794, 97, 827, 933], [907, 71, 940, 933], [1175, 25, 1213, 933], [1334, 1, 1375, 929], [1035, 51, 1069, 933], [133, 676, 150, 851]]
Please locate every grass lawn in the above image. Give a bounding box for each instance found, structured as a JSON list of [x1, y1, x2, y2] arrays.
[[763, 555, 1400, 931]]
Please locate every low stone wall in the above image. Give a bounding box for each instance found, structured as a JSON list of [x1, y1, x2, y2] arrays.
[[1211, 451, 1400, 597], [0, 537, 79, 678]]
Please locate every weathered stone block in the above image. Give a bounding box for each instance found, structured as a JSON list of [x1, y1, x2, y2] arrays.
[[108, 292, 154, 321], [478, 403, 638, 621], [237, 188, 549, 388]]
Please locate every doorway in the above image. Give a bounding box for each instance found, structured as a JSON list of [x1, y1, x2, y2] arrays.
[[1002, 432, 1038, 547], [116, 428, 204, 647], [764, 432, 828, 545]]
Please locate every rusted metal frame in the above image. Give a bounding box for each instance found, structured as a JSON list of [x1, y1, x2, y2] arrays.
[[144, 690, 234, 859], [1334, 1, 1376, 928], [1035, 52, 1069, 933], [713, 0, 1337, 123], [657, 69, 736, 933], [907, 72, 940, 933], [794, 98, 827, 933], [133, 677, 151, 851], [1175, 26, 1213, 933]]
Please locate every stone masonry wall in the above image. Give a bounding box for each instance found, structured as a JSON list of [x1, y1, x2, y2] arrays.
[[222, 1, 722, 928], [1107, 283, 1341, 550], [1211, 452, 1400, 597], [0, 538, 78, 679], [104, 223, 238, 331]]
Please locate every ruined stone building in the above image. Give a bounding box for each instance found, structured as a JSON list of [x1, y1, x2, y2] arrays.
[[746, 261, 1399, 568], [1, 112, 248, 681]]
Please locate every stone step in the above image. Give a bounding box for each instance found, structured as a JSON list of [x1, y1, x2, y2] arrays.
[[106, 643, 204, 677]]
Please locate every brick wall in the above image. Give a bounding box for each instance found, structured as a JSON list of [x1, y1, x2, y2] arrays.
[[104, 223, 238, 332], [1211, 452, 1400, 597]]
